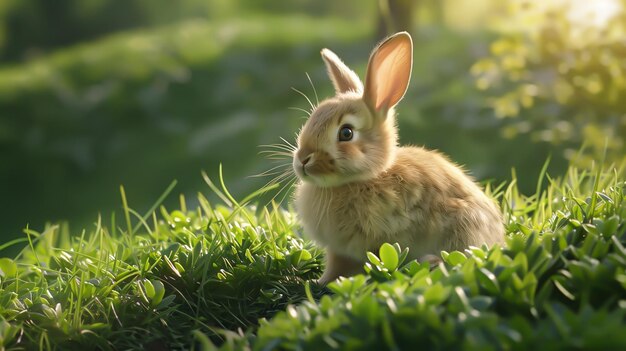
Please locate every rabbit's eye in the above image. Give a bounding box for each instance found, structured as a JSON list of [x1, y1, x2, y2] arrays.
[[338, 125, 353, 141]]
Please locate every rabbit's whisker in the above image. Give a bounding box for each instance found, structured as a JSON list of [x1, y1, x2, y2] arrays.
[[279, 137, 297, 151], [265, 157, 291, 161], [272, 176, 298, 208], [288, 106, 311, 117], [249, 163, 292, 178], [255, 137, 299, 208], [263, 169, 295, 190], [306, 72, 320, 106], [259, 152, 293, 160], [259, 143, 296, 152], [259, 149, 293, 155], [260, 176, 293, 208], [291, 87, 316, 112], [265, 173, 293, 204]]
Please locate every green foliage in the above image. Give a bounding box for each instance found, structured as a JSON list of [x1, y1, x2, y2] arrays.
[[0, 0, 368, 63], [1, 3, 625, 347], [220, 162, 626, 350], [0, 161, 624, 350], [0, 175, 323, 349], [471, 0, 626, 166]]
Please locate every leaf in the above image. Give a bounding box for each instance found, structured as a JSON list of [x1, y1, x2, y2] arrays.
[[582, 223, 599, 236], [523, 273, 538, 302], [553, 278, 575, 301], [544, 303, 570, 337], [288, 249, 313, 266], [423, 283, 451, 305], [352, 295, 381, 325], [379, 243, 399, 271], [452, 286, 471, 311], [468, 246, 488, 260], [469, 296, 494, 310], [402, 260, 422, 276], [151, 280, 165, 306], [290, 250, 303, 265], [445, 251, 467, 266], [161, 242, 180, 257], [81, 322, 108, 331], [144, 280, 155, 299], [300, 249, 312, 261], [0, 258, 17, 278], [163, 255, 181, 277], [192, 330, 218, 351], [398, 247, 409, 267], [461, 259, 476, 283], [158, 295, 176, 309], [367, 252, 382, 267], [476, 268, 500, 294], [174, 262, 186, 274], [381, 316, 398, 350], [513, 252, 528, 275], [535, 280, 554, 309], [596, 191, 613, 204], [602, 215, 620, 236], [612, 236, 626, 258]]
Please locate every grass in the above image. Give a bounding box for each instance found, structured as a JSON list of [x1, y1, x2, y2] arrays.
[[0, 170, 325, 349], [0, 158, 624, 350]]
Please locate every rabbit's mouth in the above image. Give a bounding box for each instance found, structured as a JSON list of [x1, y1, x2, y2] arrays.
[[294, 159, 340, 187], [294, 161, 369, 188], [294, 149, 336, 178]]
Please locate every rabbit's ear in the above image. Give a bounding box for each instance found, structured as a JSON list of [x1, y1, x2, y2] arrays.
[[363, 32, 413, 115], [321, 48, 363, 94]]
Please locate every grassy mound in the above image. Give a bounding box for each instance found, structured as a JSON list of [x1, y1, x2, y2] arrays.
[[0, 174, 325, 349], [228, 164, 626, 350], [0, 161, 624, 350]]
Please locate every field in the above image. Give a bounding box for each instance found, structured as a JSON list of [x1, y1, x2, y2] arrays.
[[0, 161, 624, 349], [1, 1, 625, 350]]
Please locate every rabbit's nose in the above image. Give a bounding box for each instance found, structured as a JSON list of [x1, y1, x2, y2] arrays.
[[297, 147, 314, 165], [301, 154, 312, 165]]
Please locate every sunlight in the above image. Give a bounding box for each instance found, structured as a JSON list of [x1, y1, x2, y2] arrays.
[[568, 0, 622, 27]]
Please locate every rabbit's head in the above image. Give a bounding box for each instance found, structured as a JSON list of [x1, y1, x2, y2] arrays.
[[293, 32, 413, 187]]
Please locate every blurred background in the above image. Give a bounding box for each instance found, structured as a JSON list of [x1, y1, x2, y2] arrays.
[[0, 0, 624, 253]]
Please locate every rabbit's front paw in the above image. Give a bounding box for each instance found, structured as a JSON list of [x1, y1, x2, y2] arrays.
[[419, 254, 442, 268]]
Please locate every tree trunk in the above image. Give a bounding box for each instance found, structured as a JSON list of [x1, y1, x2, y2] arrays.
[[376, 0, 415, 40]]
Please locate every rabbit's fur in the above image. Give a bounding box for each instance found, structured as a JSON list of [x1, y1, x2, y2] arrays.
[[292, 32, 504, 284]]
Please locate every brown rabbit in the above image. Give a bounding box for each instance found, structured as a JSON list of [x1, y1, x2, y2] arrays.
[[292, 32, 504, 285]]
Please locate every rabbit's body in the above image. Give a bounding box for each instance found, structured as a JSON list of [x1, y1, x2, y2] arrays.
[[290, 32, 504, 284], [296, 146, 503, 264]]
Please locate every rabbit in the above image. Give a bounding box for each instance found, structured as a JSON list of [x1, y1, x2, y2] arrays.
[[291, 32, 505, 285]]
